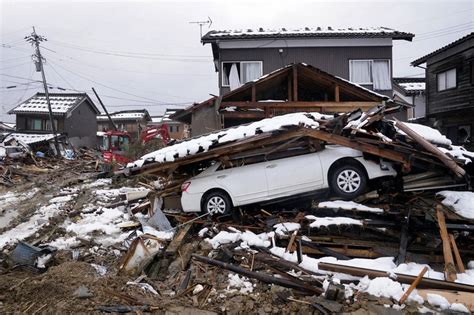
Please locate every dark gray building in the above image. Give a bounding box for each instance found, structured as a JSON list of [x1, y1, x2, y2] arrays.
[[411, 32, 474, 147], [97, 109, 151, 141], [9, 92, 100, 148], [202, 27, 414, 96]]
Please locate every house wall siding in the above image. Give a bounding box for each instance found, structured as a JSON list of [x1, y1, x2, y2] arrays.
[[64, 101, 98, 148], [426, 47, 474, 116], [190, 104, 221, 137], [218, 46, 393, 95]]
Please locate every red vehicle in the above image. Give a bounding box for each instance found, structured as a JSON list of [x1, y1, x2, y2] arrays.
[[100, 130, 132, 164], [100, 124, 171, 164]]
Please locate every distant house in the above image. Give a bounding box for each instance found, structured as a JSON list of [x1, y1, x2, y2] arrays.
[[8, 93, 100, 148], [172, 63, 401, 136], [97, 109, 151, 140], [411, 32, 474, 147], [148, 108, 188, 140], [393, 77, 426, 120], [202, 27, 414, 97]]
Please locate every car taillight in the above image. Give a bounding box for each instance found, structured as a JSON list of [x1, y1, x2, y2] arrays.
[[181, 181, 191, 192]]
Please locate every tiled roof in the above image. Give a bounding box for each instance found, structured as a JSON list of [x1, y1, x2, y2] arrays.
[[202, 27, 414, 41], [411, 32, 474, 66], [9, 93, 91, 115], [97, 110, 150, 121], [393, 77, 426, 94]]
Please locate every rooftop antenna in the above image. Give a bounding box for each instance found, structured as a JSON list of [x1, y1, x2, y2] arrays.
[[189, 16, 212, 38]]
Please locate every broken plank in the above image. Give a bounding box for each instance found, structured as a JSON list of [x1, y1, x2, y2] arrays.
[[165, 223, 193, 257], [449, 233, 465, 273], [436, 206, 457, 282]]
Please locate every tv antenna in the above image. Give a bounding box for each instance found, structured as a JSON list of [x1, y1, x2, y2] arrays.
[[189, 17, 212, 38]]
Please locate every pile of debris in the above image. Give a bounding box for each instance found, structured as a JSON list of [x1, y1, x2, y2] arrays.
[[0, 105, 473, 313]]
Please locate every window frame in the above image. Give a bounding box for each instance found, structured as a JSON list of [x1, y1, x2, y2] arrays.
[[437, 68, 457, 92], [221, 61, 263, 87], [349, 59, 391, 86]]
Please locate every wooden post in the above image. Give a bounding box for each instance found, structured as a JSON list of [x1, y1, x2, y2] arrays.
[[251, 84, 256, 102], [292, 65, 298, 102], [287, 77, 292, 102], [436, 206, 457, 282], [399, 266, 428, 305], [449, 234, 465, 273], [334, 84, 340, 102], [286, 231, 297, 253]]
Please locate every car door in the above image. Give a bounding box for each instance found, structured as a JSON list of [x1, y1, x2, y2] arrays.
[[264, 153, 324, 199], [214, 162, 268, 205]]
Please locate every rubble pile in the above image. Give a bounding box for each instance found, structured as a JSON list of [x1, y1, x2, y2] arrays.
[[0, 106, 473, 313]]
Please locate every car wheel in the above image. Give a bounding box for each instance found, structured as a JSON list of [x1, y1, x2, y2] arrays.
[[202, 191, 232, 216], [330, 164, 367, 199]]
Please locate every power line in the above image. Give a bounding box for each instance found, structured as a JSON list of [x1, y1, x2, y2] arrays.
[[0, 61, 32, 71]]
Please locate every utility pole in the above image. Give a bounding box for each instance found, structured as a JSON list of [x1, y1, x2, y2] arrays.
[[92, 87, 117, 131], [25, 26, 61, 157]]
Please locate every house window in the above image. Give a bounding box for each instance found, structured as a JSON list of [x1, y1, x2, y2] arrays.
[[349, 59, 391, 90], [222, 61, 263, 89], [437, 68, 456, 91], [169, 125, 174, 133], [27, 118, 57, 131]]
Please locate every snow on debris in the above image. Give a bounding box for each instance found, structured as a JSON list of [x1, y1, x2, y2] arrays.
[[206, 228, 272, 249], [127, 112, 325, 168], [5, 133, 59, 145], [0, 189, 78, 249], [305, 216, 363, 228], [227, 273, 255, 294], [317, 200, 384, 213], [355, 276, 424, 304], [426, 293, 470, 312], [438, 145, 474, 164], [273, 222, 301, 235], [394, 121, 452, 146], [437, 191, 474, 220]]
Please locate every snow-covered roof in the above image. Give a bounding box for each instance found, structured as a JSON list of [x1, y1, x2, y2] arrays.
[[5, 133, 59, 144], [202, 27, 414, 41], [0, 122, 15, 130], [151, 116, 163, 123], [9, 93, 93, 116], [97, 110, 150, 121], [127, 112, 330, 168], [398, 82, 425, 92]]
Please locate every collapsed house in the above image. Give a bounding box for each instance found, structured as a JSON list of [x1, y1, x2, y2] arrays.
[[171, 63, 411, 137]]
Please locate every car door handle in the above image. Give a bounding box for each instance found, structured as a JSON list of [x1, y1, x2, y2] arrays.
[[266, 164, 277, 169], [217, 175, 227, 179]]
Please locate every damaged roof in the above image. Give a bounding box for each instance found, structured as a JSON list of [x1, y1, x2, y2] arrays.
[[9, 93, 100, 116], [393, 77, 426, 95], [202, 27, 414, 42]]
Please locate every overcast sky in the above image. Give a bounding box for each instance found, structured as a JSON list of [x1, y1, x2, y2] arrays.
[[1, 0, 473, 122]]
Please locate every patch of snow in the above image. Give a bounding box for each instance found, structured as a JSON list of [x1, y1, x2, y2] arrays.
[[206, 229, 271, 249], [356, 276, 424, 304], [198, 227, 209, 238], [437, 191, 474, 219], [36, 253, 52, 269], [317, 200, 384, 213], [439, 145, 474, 164], [227, 273, 254, 294], [273, 222, 300, 235], [193, 284, 204, 295], [47, 236, 80, 250], [306, 216, 363, 228], [91, 263, 107, 276], [395, 122, 452, 146]]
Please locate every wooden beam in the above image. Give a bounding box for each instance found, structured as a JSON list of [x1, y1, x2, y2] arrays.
[[318, 262, 474, 292], [287, 77, 292, 102], [303, 129, 411, 169], [449, 233, 465, 273], [395, 119, 465, 178], [292, 65, 298, 102], [335, 84, 340, 102], [436, 206, 457, 282], [220, 101, 380, 109], [399, 266, 428, 305], [251, 84, 256, 102]]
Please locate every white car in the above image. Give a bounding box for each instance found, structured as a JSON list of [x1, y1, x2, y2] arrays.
[[180, 145, 397, 215]]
